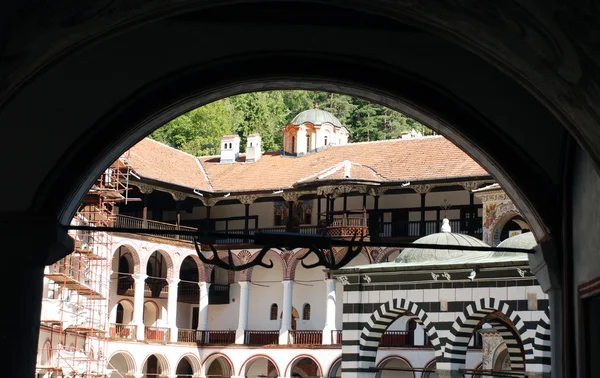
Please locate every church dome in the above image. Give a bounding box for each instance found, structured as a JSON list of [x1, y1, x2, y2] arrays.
[[494, 232, 535, 257], [290, 108, 342, 127], [395, 219, 494, 264]]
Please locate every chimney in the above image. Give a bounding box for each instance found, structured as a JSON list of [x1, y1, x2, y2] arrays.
[[246, 133, 262, 163], [220, 135, 240, 164]]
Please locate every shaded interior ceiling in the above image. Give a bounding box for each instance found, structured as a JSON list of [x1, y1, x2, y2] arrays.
[[2, 0, 598, 247]]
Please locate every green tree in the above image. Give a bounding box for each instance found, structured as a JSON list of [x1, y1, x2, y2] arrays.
[[150, 100, 235, 156]]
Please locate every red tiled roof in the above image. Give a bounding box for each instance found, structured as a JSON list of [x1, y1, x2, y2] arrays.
[[126, 136, 489, 193], [297, 160, 386, 184], [127, 138, 212, 190]]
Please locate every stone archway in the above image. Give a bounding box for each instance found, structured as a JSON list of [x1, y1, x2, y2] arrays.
[[443, 298, 527, 372], [343, 298, 441, 377]]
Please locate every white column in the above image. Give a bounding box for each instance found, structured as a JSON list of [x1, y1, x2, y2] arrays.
[[322, 278, 337, 344], [132, 273, 147, 340], [279, 280, 294, 344], [197, 281, 210, 343], [235, 281, 250, 344], [167, 277, 180, 342]]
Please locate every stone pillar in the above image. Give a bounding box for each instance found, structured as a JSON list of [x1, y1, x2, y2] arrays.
[[323, 278, 337, 344], [167, 277, 180, 342], [279, 280, 295, 344], [197, 282, 210, 335], [236, 281, 250, 344], [133, 273, 148, 340]]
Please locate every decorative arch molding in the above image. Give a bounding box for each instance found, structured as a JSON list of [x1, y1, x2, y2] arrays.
[[112, 298, 135, 320], [202, 353, 234, 377], [243, 249, 286, 282], [176, 353, 202, 376], [344, 298, 441, 374], [483, 199, 520, 246], [326, 357, 342, 378], [371, 247, 401, 263], [141, 353, 170, 376], [107, 350, 137, 375], [141, 249, 175, 280], [179, 252, 208, 282], [443, 298, 527, 371], [487, 318, 526, 371], [284, 354, 323, 377], [112, 243, 142, 275], [376, 355, 415, 378], [239, 354, 281, 377]]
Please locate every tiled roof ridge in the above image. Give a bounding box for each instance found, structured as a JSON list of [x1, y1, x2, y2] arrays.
[[143, 137, 202, 159], [296, 160, 385, 183], [195, 158, 214, 191], [328, 134, 443, 148]]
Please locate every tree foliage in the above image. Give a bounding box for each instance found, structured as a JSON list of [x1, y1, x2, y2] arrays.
[[150, 90, 431, 155]]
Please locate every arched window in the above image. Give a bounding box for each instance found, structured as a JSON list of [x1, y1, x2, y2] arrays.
[[270, 304, 278, 320], [303, 303, 311, 320]]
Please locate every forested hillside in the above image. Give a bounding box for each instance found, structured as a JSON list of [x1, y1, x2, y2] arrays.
[[150, 91, 431, 156]]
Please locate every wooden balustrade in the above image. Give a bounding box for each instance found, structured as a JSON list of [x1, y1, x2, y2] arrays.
[[289, 330, 322, 345], [177, 328, 198, 343], [198, 330, 236, 345], [244, 330, 279, 345], [380, 331, 409, 347], [144, 326, 170, 342], [109, 323, 136, 340], [177, 281, 200, 303], [332, 330, 343, 345]]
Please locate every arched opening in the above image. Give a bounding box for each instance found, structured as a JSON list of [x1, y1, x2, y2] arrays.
[[179, 255, 201, 303], [146, 251, 170, 298], [289, 356, 322, 378], [421, 360, 438, 378], [113, 246, 137, 295], [244, 356, 279, 378], [39, 340, 52, 366], [176, 358, 193, 378], [106, 352, 136, 377], [381, 316, 427, 347], [142, 354, 169, 377], [205, 354, 233, 378], [499, 215, 531, 243], [110, 299, 135, 339], [376, 356, 413, 378], [328, 359, 342, 378], [445, 301, 527, 373], [143, 301, 159, 326]]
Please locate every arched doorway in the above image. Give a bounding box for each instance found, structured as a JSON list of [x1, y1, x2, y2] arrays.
[[107, 351, 136, 377], [142, 354, 169, 377], [289, 357, 322, 378], [176, 355, 201, 378], [243, 356, 279, 378], [376, 357, 413, 378], [205, 354, 233, 378]]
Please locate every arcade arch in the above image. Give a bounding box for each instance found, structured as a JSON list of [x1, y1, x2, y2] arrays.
[[204, 353, 234, 378], [287, 356, 322, 378], [107, 351, 136, 377], [376, 356, 414, 378], [241, 355, 280, 378]]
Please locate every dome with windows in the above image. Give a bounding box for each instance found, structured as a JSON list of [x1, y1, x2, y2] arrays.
[[290, 107, 342, 127], [395, 219, 495, 264]]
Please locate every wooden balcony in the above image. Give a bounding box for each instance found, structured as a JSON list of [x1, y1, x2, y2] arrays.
[[115, 214, 197, 242], [145, 277, 168, 298], [244, 330, 279, 345], [289, 330, 322, 345], [332, 330, 342, 345], [145, 326, 170, 342], [198, 330, 236, 345], [109, 323, 136, 340], [208, 284, 229, 304], [177, 281, 200, 303]]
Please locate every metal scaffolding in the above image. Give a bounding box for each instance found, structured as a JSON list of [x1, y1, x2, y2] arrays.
[[37, 153, 131, 378]]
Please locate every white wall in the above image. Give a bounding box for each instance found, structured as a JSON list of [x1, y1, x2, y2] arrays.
[[208, 283, 241, 330], [294, 253, 327, 330], [248, 256, 285, 330]]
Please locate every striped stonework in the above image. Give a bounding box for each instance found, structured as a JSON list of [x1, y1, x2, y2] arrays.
[[440, 297, 527, 371], [341, 298, 441, 378], [487, 319, 526, 370], [525, 308, 551, 373]]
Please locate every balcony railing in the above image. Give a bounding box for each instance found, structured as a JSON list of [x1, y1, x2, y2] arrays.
[[177, 328, 198, 343], [289, 330, 322, 345], [198, 330, 236, 345], [145, 277, 168, 298], [145, 326, 170, 342], [244, 330, 279, 345], [378, 218, 483, 238], [208, 284, 229, 304], [115, 214, 197, 242], [177, 281, 200, 303], [116, 274, 135, 295], [380, 331, 409, 347], [109, 323, 136, 340]]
